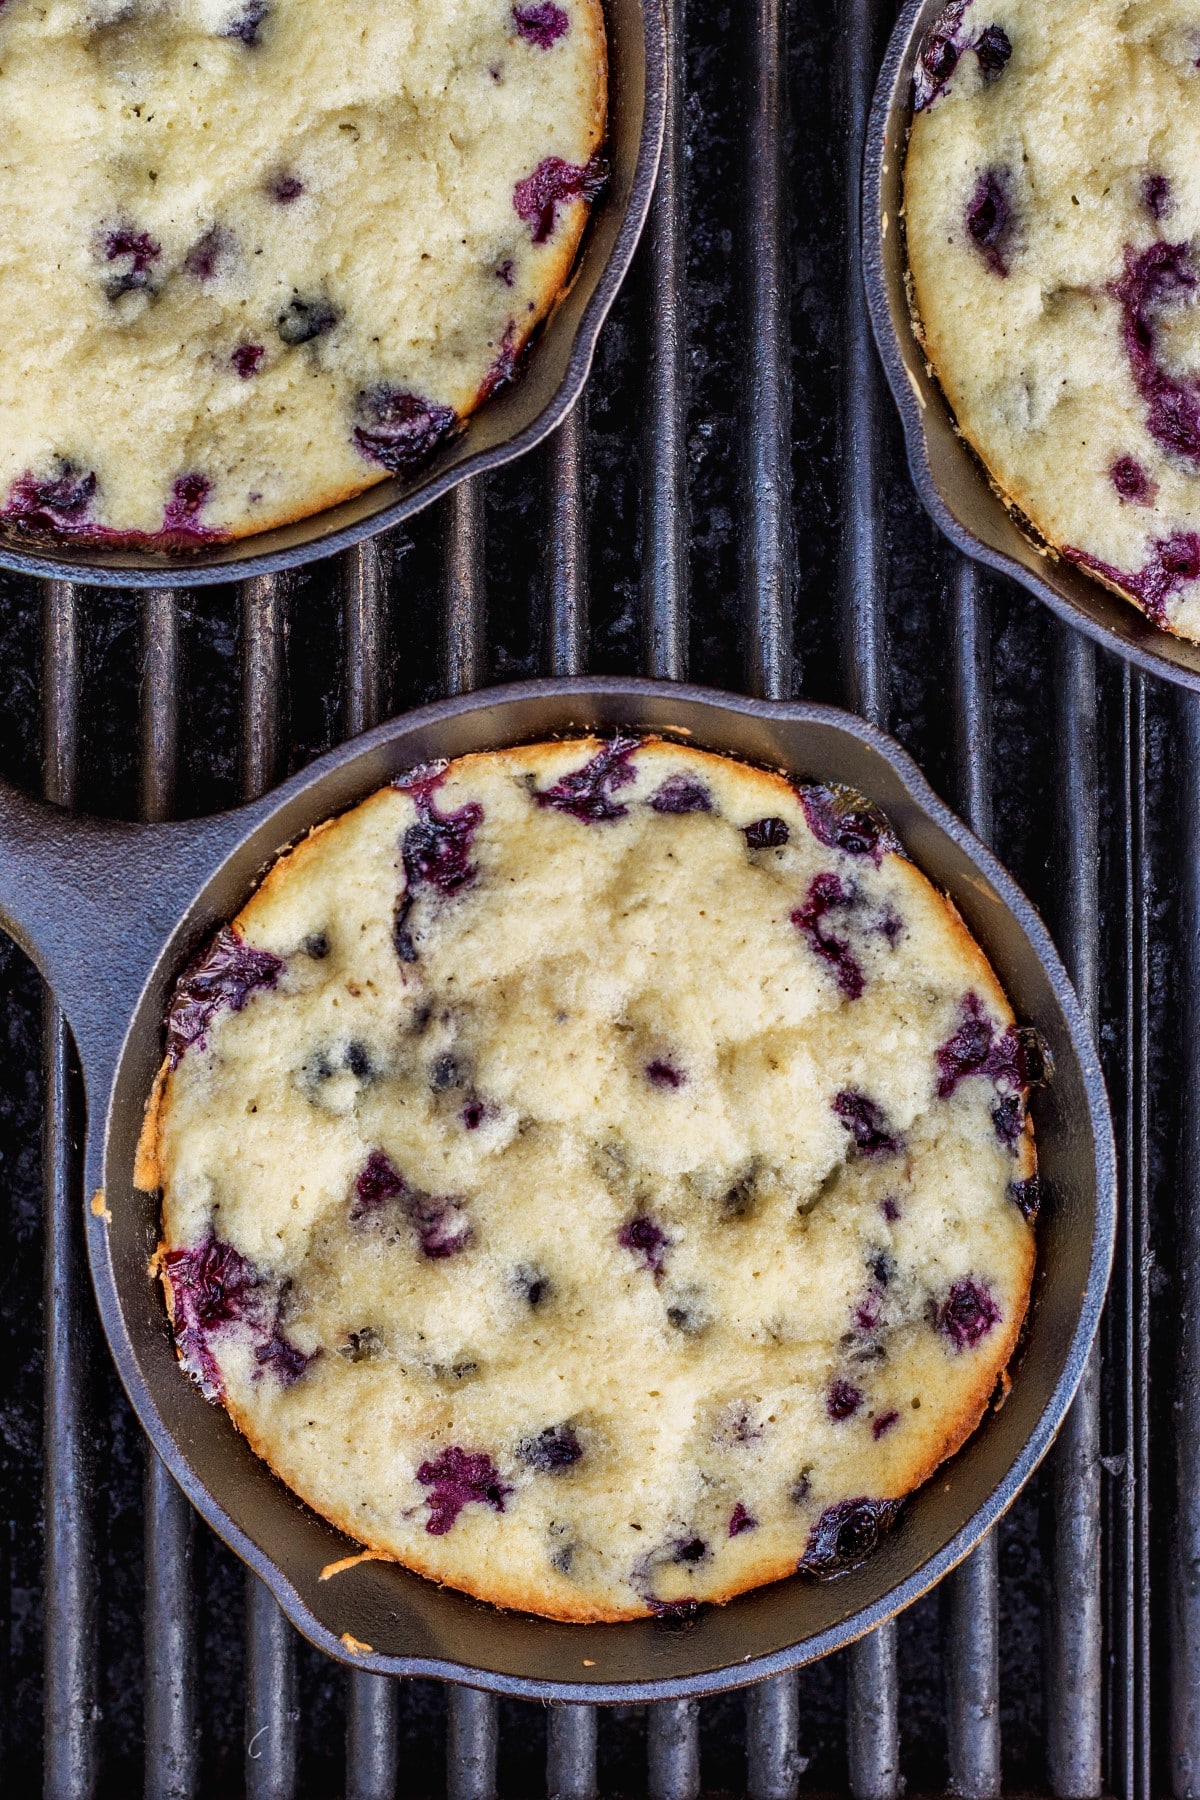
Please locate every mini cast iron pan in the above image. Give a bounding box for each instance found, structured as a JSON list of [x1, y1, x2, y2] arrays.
[[0, 678, 1114, 1700], [864, 0, 1200, 693], [0, 0, 665, 592]]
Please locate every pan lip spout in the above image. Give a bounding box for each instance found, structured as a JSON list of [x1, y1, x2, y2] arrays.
[[85, 676, 1116, 1699]]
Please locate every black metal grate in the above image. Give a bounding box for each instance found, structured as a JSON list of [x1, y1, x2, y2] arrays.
[[0, 0, 1180, 1793]]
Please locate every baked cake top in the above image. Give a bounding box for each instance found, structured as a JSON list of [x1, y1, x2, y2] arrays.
[[905, 0, 1200, 640], [0, 0, 605, 548], [139, 738, 1040, 1622]]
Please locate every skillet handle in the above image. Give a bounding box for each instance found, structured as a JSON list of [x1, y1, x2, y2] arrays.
[[0, 775, 254, 1085]]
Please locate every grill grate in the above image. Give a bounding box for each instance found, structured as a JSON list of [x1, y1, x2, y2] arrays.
[[0, 0, 1180, 1793]]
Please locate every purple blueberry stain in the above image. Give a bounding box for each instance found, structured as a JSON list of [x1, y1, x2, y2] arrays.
[[477, 322, 519, 404], [936, 1277, 1001, 1351], [102, 224, 161, 299], [1008, 1175, 1041, 1222], [408, 1192, 472, 1260], [1143, 173, 1173, 221], [495, 257, 515, 286], [161, 472, 218, 545], [350, 1149, 406, 1220], [827, 1377, 863, 1421], [797, 1496, 903, 1578], [231, 343, 266, 379], [649, 774, 714, 815], [729, 1502, 757, 1537], [222, 0, 269, 43], [165, 926, 283, 1066], [393, 771, 484, 961], [965, 168, 1014, 276], [517, 1423, 582, 1471], [513, 153, 607, 242], [881, 1196, 902, 1223], [1064, 532, 1200, 626], [267, 170, 305, 204], [1110, 455, 1156, 504], [4, 462, 98, 535], [416, 1446, 511, 1535], [791, 872, 865, 999], [163, 1234, 314, 1400], [935, 993, 1047, 1141], [351, 1151, 471, 1258], [1112, 240, 1200, 467], [833, 1089, 902, 1157], [743, 815, 789, 850], [645, 1059, 685, 1090], [873, 1410, 900, 1440], [619, 1215, 670, 1278], [461, 1099, 492, 1130], [184, 224, 236, 281], [276, 293, 338, 346], [513, 2, 569, 46], [854, 1284, 884, 1333], [533, 736, 640, 823], [799, 784, 898, 862], [353, 385, 458, 474]]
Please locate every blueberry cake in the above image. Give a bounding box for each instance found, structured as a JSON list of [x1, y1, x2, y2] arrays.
[[904, 0, 1200, 640], [137, 738, 1042, 1622], [0, 0, 605, 549]]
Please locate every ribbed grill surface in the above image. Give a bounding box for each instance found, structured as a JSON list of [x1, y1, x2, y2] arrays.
[[0, 0, 1182, 1794]]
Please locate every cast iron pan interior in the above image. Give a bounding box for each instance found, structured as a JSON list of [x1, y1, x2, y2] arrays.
[[864, 0, 1200, 692], [0, 679, 1115, 1700], [0, 0, 665, 590]]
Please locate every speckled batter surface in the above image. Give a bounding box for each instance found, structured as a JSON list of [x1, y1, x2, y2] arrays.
[[905, 0, 1200, 640], [0, 0, 605, 547], [138, 738, 1040, 1622]]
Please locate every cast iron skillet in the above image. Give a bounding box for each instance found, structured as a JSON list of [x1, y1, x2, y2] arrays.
[[0, 678, 1114, 1701], [0, 0, 665, 592], [864, 0, 1200, 693]]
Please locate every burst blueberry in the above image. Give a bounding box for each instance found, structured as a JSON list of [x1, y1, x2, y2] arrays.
[[513, 153, 607, 242], [650, 775, 714, 815], [965, 169, 1013, 277], [799, 785, 897, 862], [936, 1277, 1001, 1351], [165, 926, 283, 1066], [533, 737, 640, 822], [827, 1377, 863, 1421], [743, 815, 789, 849], [512, 2, 569, 46], [619, 1215, 669, 1277], [393, 775, 484, 961], [4, 462, 98, 535], [1110, 455, 1155, 504], [832, 1089, 902, 1157], [354, 385, 458, 475], [517, 1423, 582, 1471], [792, 872, 865, 999], [797, 1496, 902, 1578], [416, 1447, 511, 1534]]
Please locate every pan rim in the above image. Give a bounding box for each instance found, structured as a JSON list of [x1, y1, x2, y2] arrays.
[[862, 0, 1200, 692], [88, 676, 1117, 1700], [0, 0, 666, 591]]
